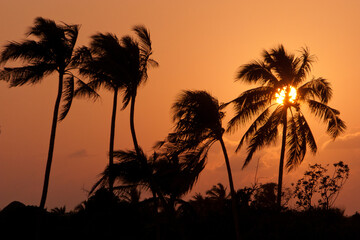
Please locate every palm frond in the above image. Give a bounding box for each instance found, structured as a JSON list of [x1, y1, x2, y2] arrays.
[[285, 111, 306, 171], [72, 46, 92, 67], [0, 40, 50, 64], [235, 106, 271, 152], [58, 74, 74, 121], [133, 25, 152, 54], [63, 23, 80, 63], [264, 45, 297, 83], [243, 105, 285, 168], [307, 100, 346, 139], [172, 90, 224, 143], [89, 173, 108, 195], [297, 111, 317, 154], [293, 47, 315, 86], [148, 58, 159, 68], [0, 63, 56, 86], [298, 77, 332, 103], [227, 86, 274, 133], [27, 17, 58, 37], [237, 61, 278, 86], [74, 79, 100, 101]]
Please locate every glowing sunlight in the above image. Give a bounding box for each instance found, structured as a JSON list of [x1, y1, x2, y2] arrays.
[[275, 86, 297, 104]]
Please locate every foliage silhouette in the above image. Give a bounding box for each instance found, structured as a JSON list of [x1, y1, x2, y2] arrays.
[[0, 17, 81, 208], [206, 183, 228, 201], [228, 45, 346, 208], [169, 90, 241, 240], [0, 176, 355, 240], [294, 161, 349, 210], [118, 25, 158, 156], [74, 32, 128, 192], [90, 143, 206, 214]]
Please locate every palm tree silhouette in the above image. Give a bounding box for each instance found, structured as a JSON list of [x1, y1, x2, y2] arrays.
[[170, 90, 241, 240], [228, 45, 346, 209], [206, 183, 228, 201], [90, 144, 206, 213], [77, 26, 157, 192], [153, 140, 207, 211], [74, 33, 130, 192], [0, 17, 81, 208], [121, 25, 158, 156]]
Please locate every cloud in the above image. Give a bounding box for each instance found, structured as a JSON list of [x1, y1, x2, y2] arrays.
[[67, 149, 89, 159], [322, 132, 360, 151]]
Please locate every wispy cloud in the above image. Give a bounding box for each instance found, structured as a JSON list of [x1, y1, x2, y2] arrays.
[[67, 149, 88, 159], [322, 131, 360, 150]]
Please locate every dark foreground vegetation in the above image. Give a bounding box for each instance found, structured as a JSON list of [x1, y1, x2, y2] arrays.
[[1, 189, 359, 240], [0, 162, 353, 240]]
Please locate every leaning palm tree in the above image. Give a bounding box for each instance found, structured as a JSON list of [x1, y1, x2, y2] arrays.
[[228, 45, 346, 209], [74, 33, 129, 192], [170, 90, 241, 240], [0, 17, 81, 209], [121, 25, 158, 156]]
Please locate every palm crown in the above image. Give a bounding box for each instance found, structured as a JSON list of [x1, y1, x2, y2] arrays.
[[170, 90, 241, 239], [0, 17, 80, 120], [228, 45, 346, 171], [171, 90, 225, 149]]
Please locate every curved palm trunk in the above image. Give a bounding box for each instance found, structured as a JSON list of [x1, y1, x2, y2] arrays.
[[108, 88, 118, 193], [129, 93, 168, 208], [129, 93, 164, 240], [277, 110, 287, 210], [219, 137, 241, 240], [40, 71, 64, 209], [129, 93, 140, 154]]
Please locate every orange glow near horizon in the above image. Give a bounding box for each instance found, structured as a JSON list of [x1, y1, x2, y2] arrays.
[[275, 86, 297, 105]]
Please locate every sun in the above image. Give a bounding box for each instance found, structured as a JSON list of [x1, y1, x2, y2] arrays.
[[275, 86, 297, 104]]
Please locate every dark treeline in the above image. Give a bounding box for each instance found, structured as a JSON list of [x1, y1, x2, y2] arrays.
[[0, 174, 358, 240], [0, 17, 349, 239]]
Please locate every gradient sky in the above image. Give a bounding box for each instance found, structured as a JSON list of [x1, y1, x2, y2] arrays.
[[0, 0, 360, 214]]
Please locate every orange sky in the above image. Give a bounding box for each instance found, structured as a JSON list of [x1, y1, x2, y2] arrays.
[[0, 0, 360, 214]]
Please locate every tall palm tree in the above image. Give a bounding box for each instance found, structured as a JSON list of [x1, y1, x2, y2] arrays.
[[171, 90, 241, 240], [121, 25, 158, 156], [74, 33, 129, 192], [76, 25, 158, 192], [228, 45, 346, 209], [0, 17, 81, 209]]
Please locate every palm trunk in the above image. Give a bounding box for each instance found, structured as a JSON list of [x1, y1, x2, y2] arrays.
[[219, 137, 241, 240], [108, 88, 118, 193], [129, 93, 140, 154], [40, 71, 64, 209], [129, 93, 168, 209], [277, 110, 287, 210], [129, 93, 164, 240]]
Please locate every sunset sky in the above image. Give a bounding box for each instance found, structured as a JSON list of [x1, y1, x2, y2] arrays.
[[1, 0, 360, 214]]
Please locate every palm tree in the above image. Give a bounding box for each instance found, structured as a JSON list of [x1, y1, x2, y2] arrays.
[[0, 17, 81, 209], [153, 140, 207, 211], [90, 144, 206, 212], [228, 45, 346, 209], [121, 25, 158, 156], [77, 26, 158, 193], [74, 33, 130, 192], [206, 183, 228, 201], [170, 90, 241, 240]]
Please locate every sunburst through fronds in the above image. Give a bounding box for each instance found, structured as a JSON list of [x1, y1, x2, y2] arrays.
[[275, 86, 297, 104]]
